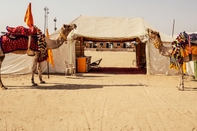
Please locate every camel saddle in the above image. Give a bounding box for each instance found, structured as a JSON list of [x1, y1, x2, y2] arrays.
[[0, 26, 39, 55], [6, 26, 37, 36]]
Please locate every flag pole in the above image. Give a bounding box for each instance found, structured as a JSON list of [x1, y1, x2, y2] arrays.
[[44, 7, 49, 78]]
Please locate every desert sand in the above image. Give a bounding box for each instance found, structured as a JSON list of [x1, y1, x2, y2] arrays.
[[0, 51, 197, 131]]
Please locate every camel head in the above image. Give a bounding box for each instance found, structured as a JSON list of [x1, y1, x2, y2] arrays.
[[59, 24, 77, 41], [147, 28, 162, 49]]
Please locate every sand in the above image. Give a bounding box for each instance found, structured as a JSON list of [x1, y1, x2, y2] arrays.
[[85, 50, 137, 67], [0, 51, 197, 131]]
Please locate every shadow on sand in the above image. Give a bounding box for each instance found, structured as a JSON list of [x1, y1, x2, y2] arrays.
[[7, 83, 145, 90]]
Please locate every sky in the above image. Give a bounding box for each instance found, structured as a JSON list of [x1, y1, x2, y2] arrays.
[[0, 0, 197, 36]]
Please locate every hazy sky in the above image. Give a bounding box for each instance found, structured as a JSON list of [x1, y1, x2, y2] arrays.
[[0, 0, 197, 36]]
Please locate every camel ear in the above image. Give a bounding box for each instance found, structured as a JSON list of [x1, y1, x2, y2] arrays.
[[74, 24, 77, 29], [157, 33, 161, 39], [63, 24, 66, 28]]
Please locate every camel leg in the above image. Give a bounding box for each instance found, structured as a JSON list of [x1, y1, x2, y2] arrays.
[[181, 73, 184, 91], [27, 36, 35, 56], [37, 62, 45, 84], [0, 56, 7, 90], [31, 55, 38, 86], [178, 63, 184, 91], [178, 73, 184, 91]]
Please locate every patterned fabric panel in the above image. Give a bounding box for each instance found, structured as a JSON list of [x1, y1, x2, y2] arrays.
[[0, 35, 38, 53], [6, 26, 37, 36]]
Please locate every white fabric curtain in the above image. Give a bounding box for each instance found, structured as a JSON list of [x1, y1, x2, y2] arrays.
[[1, 54, 34, 75], [148, 41, 179, 75]]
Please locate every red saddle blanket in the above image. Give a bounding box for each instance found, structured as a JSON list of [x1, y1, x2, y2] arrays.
[[6, 26, 36, 36], [0, 35, 38, 53]]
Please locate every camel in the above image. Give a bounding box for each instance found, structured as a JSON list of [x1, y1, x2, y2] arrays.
[[169, 32, 197, 90], [147, 29, 197, 91], [0, 23, 77, 90]]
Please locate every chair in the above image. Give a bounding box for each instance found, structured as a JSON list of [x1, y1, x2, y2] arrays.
[[65, 61, 76, 75], [89, 58, 102, 69]]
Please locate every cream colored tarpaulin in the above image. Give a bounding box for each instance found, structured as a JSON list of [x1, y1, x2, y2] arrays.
[[70, 16, 174, 43], [148, 42, 179, 75], [41, 41, 76, 74], [186, 61, 194, 76], [1, 54, 34, 75]]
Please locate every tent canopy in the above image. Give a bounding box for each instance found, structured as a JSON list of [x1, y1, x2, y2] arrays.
[[68, 15, 174, 43]]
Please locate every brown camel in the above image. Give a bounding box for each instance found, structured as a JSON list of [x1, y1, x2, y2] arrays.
[[0, 23, 77, 90], [147, 29, 197, 91]]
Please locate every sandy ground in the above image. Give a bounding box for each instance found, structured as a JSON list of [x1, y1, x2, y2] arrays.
[[85, 50, 137, 67], [0, 51, 197, 131]]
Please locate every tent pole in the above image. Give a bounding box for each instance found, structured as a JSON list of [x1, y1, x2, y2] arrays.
[[194, 61, 197, 80], [146, 39, 150, 75], [80, 37, 84, 57], [172, 19, 175, 37]]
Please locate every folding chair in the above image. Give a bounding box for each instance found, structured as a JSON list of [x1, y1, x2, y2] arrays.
[[89, 58, 102, 69], [65, 61, 76, 75]]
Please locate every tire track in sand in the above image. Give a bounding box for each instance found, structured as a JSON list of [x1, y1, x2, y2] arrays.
[[100, 92, 110, 131], [143, 85, 197, 129], [125, 84, 153, 131], [77, 90, 93, 131], [77, 89, 111, 131], [143, 86, 167, 131]]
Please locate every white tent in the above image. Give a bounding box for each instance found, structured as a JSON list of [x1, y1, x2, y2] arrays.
[[45, 15, 178, 75], [1, 15, 180, 75]]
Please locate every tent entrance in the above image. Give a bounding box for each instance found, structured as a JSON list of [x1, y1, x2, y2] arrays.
[[83, 48, 146, 74], [75, 37, 146, 74]]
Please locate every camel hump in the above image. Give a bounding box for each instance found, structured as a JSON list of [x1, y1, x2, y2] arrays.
[[6, 26, 37, 36]]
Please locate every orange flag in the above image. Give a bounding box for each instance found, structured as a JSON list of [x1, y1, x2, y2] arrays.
[[24, 3, 34, 27], [182, 62, 186, 74], [46, 28, 54, 67]]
